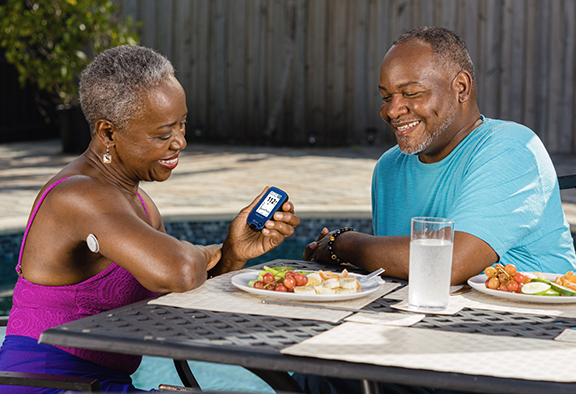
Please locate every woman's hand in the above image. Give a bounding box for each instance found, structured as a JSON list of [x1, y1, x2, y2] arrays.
[[213, 187, 300, 275], [197, 244, 223, 271]]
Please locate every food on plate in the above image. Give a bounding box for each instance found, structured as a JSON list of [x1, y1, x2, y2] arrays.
[[306, 273, 322, 286], [248, 266, 310, 292], [553, 271, 576, 291], [531, 271, 550, 281], [322, 278, 340, 289], [550, 283, 576, 297], [521, 282, 551, 295], [313, 285, 335, 295], [248, 266, 360, 294], [335, 287, 356, 294], [338, 277, 358, 289], [483, 263, 530, 293], [293, 286, 316, 295], [481, 263, 576, 297], [532, 277, 576, 297]]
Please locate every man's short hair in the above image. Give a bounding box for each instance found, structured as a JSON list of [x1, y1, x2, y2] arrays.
[[393, 26, 476, 86], [79, 45, 175, 134]]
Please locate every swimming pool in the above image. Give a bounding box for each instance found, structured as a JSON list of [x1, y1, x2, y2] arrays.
[[0, 218, 373, 391]]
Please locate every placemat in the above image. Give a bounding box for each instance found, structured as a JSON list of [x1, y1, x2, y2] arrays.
[[281, 322, 576, 383], [554, 329, 576, 343], [385, 285, 467, 315], [345, 312, 424, 326], [149, 269, 400, 323], [390, 297, 466, 315], [386, 285, 576, 318]]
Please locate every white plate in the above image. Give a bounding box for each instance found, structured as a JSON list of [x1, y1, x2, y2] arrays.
[[468, 272, 576, 304], [231, 271, 380, 302]]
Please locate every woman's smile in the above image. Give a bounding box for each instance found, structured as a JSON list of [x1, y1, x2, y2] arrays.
[[159, 153, 179, 170]]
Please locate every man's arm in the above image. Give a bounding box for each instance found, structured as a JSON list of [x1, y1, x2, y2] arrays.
[[304, 229, 498, 285]]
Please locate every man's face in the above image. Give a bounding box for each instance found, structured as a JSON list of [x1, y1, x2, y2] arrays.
[[379, 40, 459, 160]]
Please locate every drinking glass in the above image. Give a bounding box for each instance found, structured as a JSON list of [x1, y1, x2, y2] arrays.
[[408, 217, 455, 310]]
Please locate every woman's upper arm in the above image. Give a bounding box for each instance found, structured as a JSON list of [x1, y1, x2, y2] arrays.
[[137, 188, 167, 233], [60, 180, 208, 292]]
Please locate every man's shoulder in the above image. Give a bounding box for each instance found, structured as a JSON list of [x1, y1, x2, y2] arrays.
[[378, 145, 405, 161], [375, 145, 411, 168], [479, 117, 537, 141], [466, 117, 544, 157]]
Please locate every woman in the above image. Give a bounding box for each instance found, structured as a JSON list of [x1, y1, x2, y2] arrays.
[[0, 45, 300, 393]]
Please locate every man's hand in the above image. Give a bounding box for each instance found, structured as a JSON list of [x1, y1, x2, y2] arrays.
[[302, 227, 334, 262]]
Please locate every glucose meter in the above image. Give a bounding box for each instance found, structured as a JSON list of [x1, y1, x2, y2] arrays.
[[247, 187, 289, 231]]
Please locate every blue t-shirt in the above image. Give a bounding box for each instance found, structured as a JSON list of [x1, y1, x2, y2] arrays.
[[371, 116, 576, 274]]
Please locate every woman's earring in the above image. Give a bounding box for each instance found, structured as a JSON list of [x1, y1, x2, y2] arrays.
[[103, 147, 112, 164]]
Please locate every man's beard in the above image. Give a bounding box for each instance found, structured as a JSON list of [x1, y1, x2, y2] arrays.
[[397, 103, 457, 156]]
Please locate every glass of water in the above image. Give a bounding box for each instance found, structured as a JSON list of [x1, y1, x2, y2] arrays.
[[408, 217, 455, 310]]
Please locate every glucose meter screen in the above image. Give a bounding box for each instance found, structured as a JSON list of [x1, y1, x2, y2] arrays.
[[256, 191, 281, 216]]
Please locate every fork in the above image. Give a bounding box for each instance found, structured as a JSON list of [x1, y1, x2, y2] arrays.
[[358, 268, 385, 283]]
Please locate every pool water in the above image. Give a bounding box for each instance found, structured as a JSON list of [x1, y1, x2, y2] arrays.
[[133, 358, 275, 392]]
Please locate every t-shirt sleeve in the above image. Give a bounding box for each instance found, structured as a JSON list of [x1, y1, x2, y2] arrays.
[[447, 133, 553, 258]]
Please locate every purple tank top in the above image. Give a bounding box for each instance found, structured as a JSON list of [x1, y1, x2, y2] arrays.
[[8, 176, 158, 375]]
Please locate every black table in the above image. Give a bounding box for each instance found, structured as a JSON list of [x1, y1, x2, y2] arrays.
[[39, 260, 576, 394]]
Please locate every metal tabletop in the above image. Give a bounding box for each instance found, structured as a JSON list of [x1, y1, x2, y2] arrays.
[[39, 260, 576, 394]]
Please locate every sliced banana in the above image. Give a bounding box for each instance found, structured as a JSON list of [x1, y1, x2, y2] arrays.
[[314, 285, 336, 294], [298, 271, 363, 295], [335, 287, 356, 294], [293, 286, 316, 294], [338, 277, 358, 289], [306, 273, 323, 286], [322, 278, 340, 289]]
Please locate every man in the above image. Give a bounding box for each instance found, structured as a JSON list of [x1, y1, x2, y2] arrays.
[[304, 26, 576, 286], [295, 24, 576, 394]]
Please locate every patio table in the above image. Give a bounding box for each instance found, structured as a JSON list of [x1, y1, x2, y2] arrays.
[[39, 260, 576, 394]]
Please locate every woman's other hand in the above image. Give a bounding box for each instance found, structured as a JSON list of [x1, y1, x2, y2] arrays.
[[198, 244, 223, 271]]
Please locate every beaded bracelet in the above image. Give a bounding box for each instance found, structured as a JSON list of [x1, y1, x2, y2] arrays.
[[327, 227, 355, 263]]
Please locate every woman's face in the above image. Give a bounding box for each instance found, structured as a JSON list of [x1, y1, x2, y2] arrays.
[[113, 75, 188, 183]]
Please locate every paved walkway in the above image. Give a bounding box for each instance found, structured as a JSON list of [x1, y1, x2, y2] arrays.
[[1, 139, 576, 235], [0, 140, 384, 235]]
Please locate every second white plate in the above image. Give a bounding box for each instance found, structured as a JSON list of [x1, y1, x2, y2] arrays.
[[231, 271, 380, 302], [468, 272, 576, 304]]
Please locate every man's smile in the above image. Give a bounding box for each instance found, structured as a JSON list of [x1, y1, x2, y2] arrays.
[[395, 120, 420, 132], [392, 120, 422, 138]]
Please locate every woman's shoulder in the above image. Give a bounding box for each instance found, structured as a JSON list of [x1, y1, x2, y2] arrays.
[[39, 157, 162, 227], [44, 156, 108, 187], [44, 173, 120, 200], [39, 169, 128, 216]]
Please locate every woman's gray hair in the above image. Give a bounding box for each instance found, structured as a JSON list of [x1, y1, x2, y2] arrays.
[[79, 45, 175, 134]]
